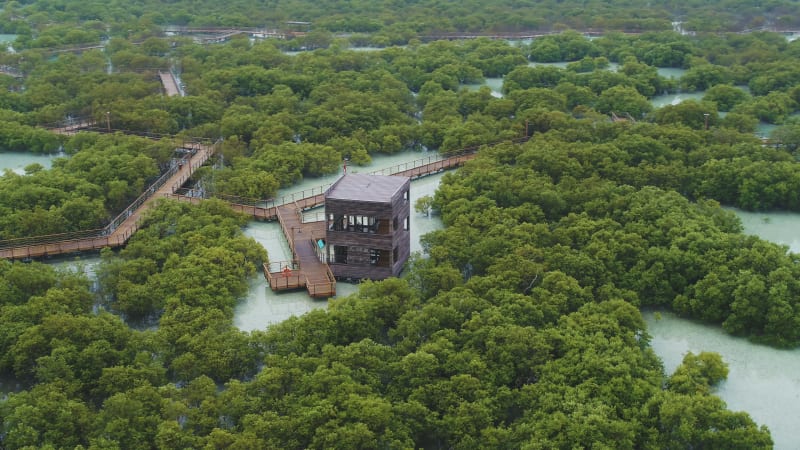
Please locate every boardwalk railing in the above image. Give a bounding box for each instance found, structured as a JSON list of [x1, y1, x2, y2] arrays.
[[274, 207, 298, 262], [169, 145, 215, 192], [0, 218, 141, 259], [106, 159, 185, 232], [42, 118, 216, 146], [0, 228, 103, 251], [0, 137, 217, 258], [175, 183, 331, 211], [264, 260, 298, 272], [293, 201, 304, 224], [303, 211, 327, 224], [302, 231, 336, 297], [2, 136, 525, 258], [0, 159, 181, 253], [311, 230, 327, 263], [368, 148, 472, 177], [306, 265, 336, 297], [262, 257, 335, 297], [263, 260, 304, 290]]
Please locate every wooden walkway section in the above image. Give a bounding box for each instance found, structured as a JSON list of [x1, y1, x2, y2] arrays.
[[163, 26, 305, 40], [166, 148, 481, 221], [262, 205, 336, 297], [159, 71, 182, 97], [373, 151, 476, 179], [0, 142, 215, 260], [48, 119, 99, 135]]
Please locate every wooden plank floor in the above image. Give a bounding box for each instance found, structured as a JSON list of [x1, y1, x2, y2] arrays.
[[107, 144, 214, 241], [167, 192, 326, 221], [159, 71, 181, 97], [265, 205, 335, 297]]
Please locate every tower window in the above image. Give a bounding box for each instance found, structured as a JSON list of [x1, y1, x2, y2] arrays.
[[333, 245, 348, 264]]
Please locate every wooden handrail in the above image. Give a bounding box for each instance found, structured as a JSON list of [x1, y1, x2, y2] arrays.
[[274, 207, 298, 266], [302, 211, 326, 224], [0, 141, 217, 256], [293, 201, 304, 224], [264, 260, 297, 272]]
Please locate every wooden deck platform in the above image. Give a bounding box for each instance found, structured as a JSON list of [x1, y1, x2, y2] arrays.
[[263, 205, 336, 298]]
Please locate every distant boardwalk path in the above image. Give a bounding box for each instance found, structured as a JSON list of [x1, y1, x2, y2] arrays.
[[0, 142, 215, 260], [159, 71, 182, 97]]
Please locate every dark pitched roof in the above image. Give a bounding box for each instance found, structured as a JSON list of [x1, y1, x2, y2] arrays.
[[326, 174, 409, 203]]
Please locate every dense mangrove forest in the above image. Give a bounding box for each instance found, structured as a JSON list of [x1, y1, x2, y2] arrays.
[[2, 0, 800, 447]]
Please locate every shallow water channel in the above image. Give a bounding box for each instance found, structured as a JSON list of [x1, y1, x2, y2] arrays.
[[644, 208, 800, 450], [0, 150, 61, 174]]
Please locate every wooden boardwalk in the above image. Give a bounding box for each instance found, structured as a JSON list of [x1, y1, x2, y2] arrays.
[[263, 205, 336, 297], [163, 191, 327, 220], [48, 120, 99, 135], [0, 146, 463, 260], [159, 71, 182, 97], [0, 142, 215, 260], [167, 149, 480, 221], [163, 26, 305, 40], [1, 137, 526, 299], [372, 151, 476, 179]]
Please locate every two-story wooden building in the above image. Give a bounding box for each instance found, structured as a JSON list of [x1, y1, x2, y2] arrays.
[[322, 173, 411, 280]]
